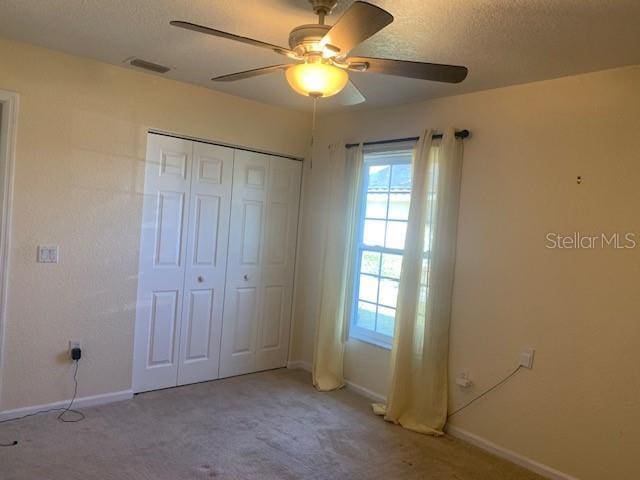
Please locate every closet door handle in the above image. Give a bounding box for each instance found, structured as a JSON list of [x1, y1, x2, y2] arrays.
[[243, 274, 249, 281], [197, 276, 204, 283]]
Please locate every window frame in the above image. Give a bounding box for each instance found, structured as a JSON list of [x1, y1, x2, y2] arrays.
[[348, 146, 414, 349]]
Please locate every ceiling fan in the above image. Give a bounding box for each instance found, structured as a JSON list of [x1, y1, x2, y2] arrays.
[[170, 0, 468, 105]]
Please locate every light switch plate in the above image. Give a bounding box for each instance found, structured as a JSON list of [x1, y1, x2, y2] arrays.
[[37, 245, 59, 264]]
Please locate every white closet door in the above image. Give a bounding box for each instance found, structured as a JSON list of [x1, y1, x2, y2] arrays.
[[219, 151, 301, 378], [133, 134, 193, 392], [219, 150, 267, 377], [256, 156, 301, 370], [177, 142, 233, 385], [134, 134, 234, 392]]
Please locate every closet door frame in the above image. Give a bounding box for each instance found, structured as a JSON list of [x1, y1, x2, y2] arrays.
[[0, 91, 18, 404]]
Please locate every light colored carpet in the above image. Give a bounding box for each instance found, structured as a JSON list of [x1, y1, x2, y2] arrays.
[[0, 369, 543, 479]]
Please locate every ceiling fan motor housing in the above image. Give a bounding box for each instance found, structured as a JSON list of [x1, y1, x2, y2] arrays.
[[289, 24, 331, 56], [308, 0, 339, 16]]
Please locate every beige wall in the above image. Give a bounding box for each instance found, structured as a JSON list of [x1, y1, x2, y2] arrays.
[[0, 38, 310, 411], [291, 65, 640, 480], [2, 32, 639, 480]]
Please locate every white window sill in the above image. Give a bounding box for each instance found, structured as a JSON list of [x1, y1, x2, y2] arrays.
[[348, 330, 392, 350]]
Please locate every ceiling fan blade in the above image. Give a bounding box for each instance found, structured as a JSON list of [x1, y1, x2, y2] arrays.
[[170, 21, 299, 59], [212, 65, 290, 82], [340, 80, 366, 106], [321, 2, 393, 56], [348, 56, 468, 83]]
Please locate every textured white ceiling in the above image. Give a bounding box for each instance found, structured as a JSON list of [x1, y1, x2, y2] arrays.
[[1, 0, 639, 112]]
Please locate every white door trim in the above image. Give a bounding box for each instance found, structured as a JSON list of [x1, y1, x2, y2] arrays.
[[0, 90, 18, 406]]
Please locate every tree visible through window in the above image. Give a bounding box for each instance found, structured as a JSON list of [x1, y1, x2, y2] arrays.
[[349, 148, 413, 347]]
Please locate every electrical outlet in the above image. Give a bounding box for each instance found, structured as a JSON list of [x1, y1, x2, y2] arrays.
[[37, 245, 59, 264], [68, 340, 82, 361], [456, 370, 473, 388], [520, 348, 535, 369]]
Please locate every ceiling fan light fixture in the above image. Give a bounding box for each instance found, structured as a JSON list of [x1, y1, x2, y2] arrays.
[[170, 0, 469, 106], [285, 62, 349, 98]]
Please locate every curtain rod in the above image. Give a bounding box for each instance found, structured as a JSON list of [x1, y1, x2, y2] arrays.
[[345, 129, 470, 149]]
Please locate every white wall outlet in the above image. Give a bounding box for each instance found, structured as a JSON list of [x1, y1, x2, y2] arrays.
[[456, 370, 473, 388], [69, 340, 81, 352], [520, 348, 535, 369], [37, 245, 59, 264]]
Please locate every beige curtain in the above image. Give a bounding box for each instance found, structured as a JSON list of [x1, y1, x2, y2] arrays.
[[312, 143, 363, 391], [374, 128, 463, 435]]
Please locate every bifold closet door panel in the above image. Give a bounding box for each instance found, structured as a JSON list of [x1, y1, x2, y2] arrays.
[[219, 151, 302, 378], [255, 156, 301, 371], [177, 142, 234, 386], [133, 134, 193, 393], [219, 150, 268, 378]]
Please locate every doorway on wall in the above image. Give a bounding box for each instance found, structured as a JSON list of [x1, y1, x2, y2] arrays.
[[0, 90, 18, 402]]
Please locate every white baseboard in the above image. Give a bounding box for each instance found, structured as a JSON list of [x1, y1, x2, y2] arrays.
[[0, 389, 133, 422], [446, 425, 579, 480], [286, 360, 311, 371], [286, 361, 388, 403], [344, 380, 387, 404], [284, 361, 574, 479]]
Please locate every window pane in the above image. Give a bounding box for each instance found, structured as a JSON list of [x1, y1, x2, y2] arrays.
[[367, 165, 390, 190], [423, 225, 433, 252], [356, 301, 376, 330], [385, 221, 407, 249], [379, 279, 399, 308], [420, 257, 430, 285], [417, 286, 427, 326], [358, 274, 379, 303], [390, 163, 411, 190], [376, 306, 396, 337], [363, 219, 385, 247], [365, 193, 388, 219], [381, 253, 402, 279], [361, 251, 380, 275], [388, 193, 410, 220]]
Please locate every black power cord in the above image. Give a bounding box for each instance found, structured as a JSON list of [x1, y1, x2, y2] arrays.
[[0, 359, 85, 447], [447, 365, 523, 418], [56, 359, 85, 423]]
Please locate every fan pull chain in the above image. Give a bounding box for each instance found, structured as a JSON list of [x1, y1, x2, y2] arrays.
[[311, 95, 317, 144], [309, 95, 318, 170]]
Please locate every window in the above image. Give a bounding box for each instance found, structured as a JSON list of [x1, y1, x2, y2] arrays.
[[349, 147, 414, 348]]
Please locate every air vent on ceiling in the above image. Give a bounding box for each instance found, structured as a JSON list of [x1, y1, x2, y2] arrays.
[[129, 58, 171, 74]]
